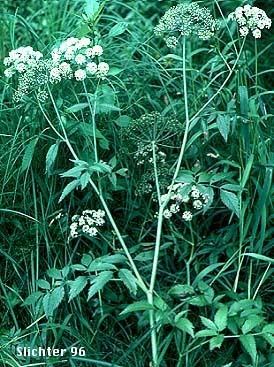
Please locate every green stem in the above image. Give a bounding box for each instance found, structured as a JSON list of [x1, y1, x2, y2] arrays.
[[152, 141, 161, 204], [83, 80, 99, 163], [148, 36, 190, 367], [39, 91, 147, 295]]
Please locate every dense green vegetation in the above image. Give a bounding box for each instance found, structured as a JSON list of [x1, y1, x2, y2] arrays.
[[0, 1, 273, 366]]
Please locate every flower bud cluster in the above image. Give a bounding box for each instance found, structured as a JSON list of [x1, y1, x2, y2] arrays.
[[228, 5, 271, 38], [69, 209, 105, 239], [162, 184, 209, 222], [154, 2, 219, 47], [134, 143, 166, 166]]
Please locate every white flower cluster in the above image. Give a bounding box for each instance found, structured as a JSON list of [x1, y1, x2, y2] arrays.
[[162, 184, 209, 222], [69, 209, 105, 239], [50, 37, 109, 82], [228, 5, 271, 38], [3, 38, 109, 103], [154, 2, 219, 47], [3, 46, 43, 78]]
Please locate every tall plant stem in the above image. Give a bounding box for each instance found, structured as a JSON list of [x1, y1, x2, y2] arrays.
[[148, 37, 190, 367], [39, 91, 147, 295]]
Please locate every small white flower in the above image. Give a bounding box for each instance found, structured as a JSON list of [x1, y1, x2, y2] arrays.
[[97, 62, 109, 75], [252, 28, 261, 38], [181, 195, 190, 203], [182, 211, 193, 221], [70, 222, 78, 230], [86, 62, 98, 74], [191, 188, 200, 199], [50, 67, 61, 82], [265, 18, 272, 29], [64, 47, 75, 60], [74, 69, 87, 81], [3, 57, 12, 66], [202, 194, 209, 204], [72, 215, 79, 221], [70, 229, 79, 238], [163, 209, 172, 219], [51, 50, 61, 63], [78, 216, 86, 226], [243, 5, 252, 12], [75, 54, 86, 65], [35, 51, 43, 60], [66, 37, 78, 47], [15, 63, 26, 73], [85, 48, 94, 57], [88, 227, 98, 236], [170, 204, 180, 214], [240, 26, 249, 37], [59, 62, 71, 75], [193, 200, 203, 210], [92, 45, 103, 56], [82, 225, 90, 233], [235, 7, 243, 19], [4, 68, 13, 78], [78, 37, 91, 48]]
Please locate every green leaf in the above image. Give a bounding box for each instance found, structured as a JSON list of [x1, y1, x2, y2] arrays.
[[43, 287, 65, 317], [115, 115, 132, 127], [69, 276, 88, 301], [89, 161, 112, 174], [239, 85, 249, 117], [88, 85, 120, 114], [81, 253, 93, 267], [66, 103, 89, 113], [214, 305, 228, 332], [217, 115, 230, 142], [80, 171, 91, 190], [47, 268, 62, 279], [37, 279, 50, 290], [45, 142, 59, 175], [120, 301, 154, 315], [84, 0, 100, 18], [209, 335, 224, 351], [195, 329, 218, 338], [168, 284, 195, 298], [118, 269, 137, 296], [108, 22, 128, 37], [200, 316, 217, 330], [262, 333, 274, 347], [220, 189, 240, 217], [108, 67, 123, 76], [100, 254, 127, 264], [175, 318, 194, 337], [21, 138, 38, 173], [87, 260, 117, 272], [193, 263, 223, 285], [240, 334, 257, 363], [87, 271, 113, 300], [58, 180, 79, 203], [176, 170, 194, 184], [60, 166, 86, 178], [242, 315, 263, 334], [262, 324, 274, 334], [244, 253, 273, 264], [240, 154, 254, 189], [23, 291, 43, 306]]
